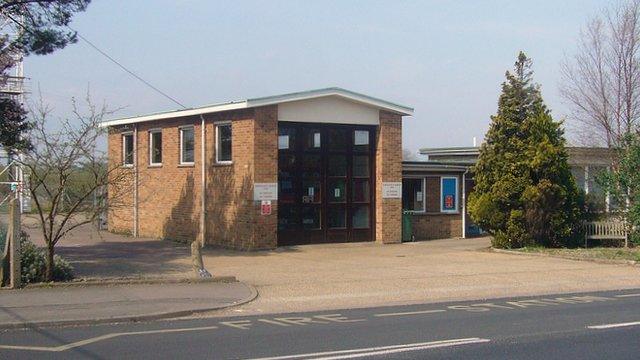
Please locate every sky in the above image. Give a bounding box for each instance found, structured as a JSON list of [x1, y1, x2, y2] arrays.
[[23, 0, 612, 156]]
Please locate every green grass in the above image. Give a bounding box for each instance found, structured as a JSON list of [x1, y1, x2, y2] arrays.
[[516, 247, 640, 262]]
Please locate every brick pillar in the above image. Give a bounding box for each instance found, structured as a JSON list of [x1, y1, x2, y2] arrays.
[[252, 105, 278, 249], [375, 111, 403, 244]]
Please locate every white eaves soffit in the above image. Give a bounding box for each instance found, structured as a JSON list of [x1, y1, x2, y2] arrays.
[[99, 87, 414, 127]]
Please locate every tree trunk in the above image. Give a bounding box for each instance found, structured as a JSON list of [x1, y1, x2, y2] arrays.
[[45, 244, 54, 282]]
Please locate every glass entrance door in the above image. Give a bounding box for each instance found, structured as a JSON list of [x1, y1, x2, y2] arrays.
[[277, 123, 375, 246]]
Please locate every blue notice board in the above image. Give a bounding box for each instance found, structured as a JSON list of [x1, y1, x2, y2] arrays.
[[441, 178, 457, 211]]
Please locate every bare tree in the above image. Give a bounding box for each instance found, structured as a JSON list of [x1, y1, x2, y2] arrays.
[[561, 0, 640, 147], [20, 92, 131, 281]]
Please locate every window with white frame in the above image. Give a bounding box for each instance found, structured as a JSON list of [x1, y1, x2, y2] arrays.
[[149, 130, 162, 165], [215, 122, 232, 163], [180, 126, 195, 164], [402, 178, 425, 212], [440, 176, 458, 213], [122, 132, 134, 166]]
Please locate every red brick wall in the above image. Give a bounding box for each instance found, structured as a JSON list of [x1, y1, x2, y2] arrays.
[[375, 111, 403, 244], [406, 173, 465, 240], [411, 213, 462, 240], [107, 106, 278, 250]]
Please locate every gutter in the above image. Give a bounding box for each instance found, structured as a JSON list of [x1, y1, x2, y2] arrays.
[[199, 114, 206, 245], [133, 124, 138, 237]]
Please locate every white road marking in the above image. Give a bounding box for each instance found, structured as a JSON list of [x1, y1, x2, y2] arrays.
[[247, 338, 490, 360], [0, 326, 218, 352], [373, 309, 446, 317], [615, 293, 640, 298], [588, 321, 640, 330]]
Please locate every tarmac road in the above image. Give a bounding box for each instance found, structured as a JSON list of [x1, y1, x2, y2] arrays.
[[1, 289, 639, 359]]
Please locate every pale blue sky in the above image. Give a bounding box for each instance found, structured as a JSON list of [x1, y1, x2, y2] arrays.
[[25, 0, 610, 155]]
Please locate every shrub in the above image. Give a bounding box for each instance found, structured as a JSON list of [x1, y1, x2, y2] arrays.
[[20, 232, 74, 284]]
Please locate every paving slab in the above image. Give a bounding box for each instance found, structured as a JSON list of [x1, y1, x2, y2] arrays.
[[0, 281, 256, 329]]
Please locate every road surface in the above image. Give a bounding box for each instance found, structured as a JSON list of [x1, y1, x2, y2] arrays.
[[1, 289, 639, 359]]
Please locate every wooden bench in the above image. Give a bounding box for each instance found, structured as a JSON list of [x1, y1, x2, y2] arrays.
[[584, 221, 629, 248]]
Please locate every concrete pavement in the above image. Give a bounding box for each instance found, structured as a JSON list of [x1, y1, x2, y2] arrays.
[[0, 280, 256, 329], [199, 237, 640, 316]]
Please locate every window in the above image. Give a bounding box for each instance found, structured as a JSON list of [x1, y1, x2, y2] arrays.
[[122, 133, 134, 166], [215, 122, 232, 163], [180, 126, 195, 164], [149, 130, 162, 165], [402, 178, 424, 212], [441, 177, 458, 213]]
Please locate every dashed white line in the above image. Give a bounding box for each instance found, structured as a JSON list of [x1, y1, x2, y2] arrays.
[[373, 309, 446, 317], [247, 338, 491, 360], [614, 293, 640, 298], [587, 321, 640, 330]]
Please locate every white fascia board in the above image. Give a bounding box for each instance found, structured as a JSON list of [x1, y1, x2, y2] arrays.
[[247, 88, 414, 116], [100, 87, 414, 128], [99, 101, 248, 127]]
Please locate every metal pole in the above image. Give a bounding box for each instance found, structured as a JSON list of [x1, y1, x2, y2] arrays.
[[133, 124, 138, 237], [199, 114, 206, 245]]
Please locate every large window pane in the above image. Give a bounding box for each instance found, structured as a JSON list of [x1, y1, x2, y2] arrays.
[[303, 128, 321, 151], [328, 206, 346, 229], [328, 155, 347, 176], [278, 178, 295, 204], [352, 206, 370, 229], [352, 179, 370, 203], [122, 133, 134, 165], [328, 179, 346, 203], [150, 131, 162, 165], [278, 127, 296, 150], [278, 206, 299, 230], [353, 155, 369, 177], [180, 127, 195, 164], [402, 178, 424, 211], [278, 154, 296, 178], [302, 154, 322, 178], [327, 128, 347, 152], [301, 206, 321, 230], [217, 124, 232, 162], [353, 130, 370, 153], [570, 166, 585, 191], [302, 179, 321, 203]]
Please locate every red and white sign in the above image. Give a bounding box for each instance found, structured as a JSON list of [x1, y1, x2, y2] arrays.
[[261, 200, 272, 215]]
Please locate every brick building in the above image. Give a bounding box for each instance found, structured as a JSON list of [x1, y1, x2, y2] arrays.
[[403, 146, 615, 241], [102, 88, 413, 249]]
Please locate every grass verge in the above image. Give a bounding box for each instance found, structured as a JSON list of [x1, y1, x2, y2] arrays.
[[515, 246, 640, 262]]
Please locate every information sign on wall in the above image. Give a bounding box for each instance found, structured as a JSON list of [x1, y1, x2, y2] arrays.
[[254, 183, 278, 201], [382, 182, 402, 198]]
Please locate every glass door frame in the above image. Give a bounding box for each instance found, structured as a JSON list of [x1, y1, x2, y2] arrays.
[[277, 122, 376, 245]]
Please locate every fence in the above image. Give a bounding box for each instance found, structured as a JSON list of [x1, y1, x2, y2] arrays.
[[0, 198, 20, 288]]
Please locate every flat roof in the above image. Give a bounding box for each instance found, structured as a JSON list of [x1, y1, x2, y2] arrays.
[[100, 87, 414, 127]]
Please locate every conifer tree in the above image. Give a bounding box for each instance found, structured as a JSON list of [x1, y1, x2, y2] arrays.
[[469, 52, 583, 248]]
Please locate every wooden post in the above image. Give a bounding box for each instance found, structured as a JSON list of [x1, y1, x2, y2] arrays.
[[7, 198, 21, 288]]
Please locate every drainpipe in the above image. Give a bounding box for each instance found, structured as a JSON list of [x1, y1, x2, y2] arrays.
[[133, 124, 138, 237], [199, 114, 206, 245], [462, 169, 469, 239]]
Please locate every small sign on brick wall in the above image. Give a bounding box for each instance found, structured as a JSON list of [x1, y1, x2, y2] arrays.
[[254, 183, 278, 201], [382, 182, 402, 198], [261, 200, 272, 215]]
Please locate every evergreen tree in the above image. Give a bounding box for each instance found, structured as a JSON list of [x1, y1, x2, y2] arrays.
[[0, 0, 90, 152], [468, 52, 583, 248]]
